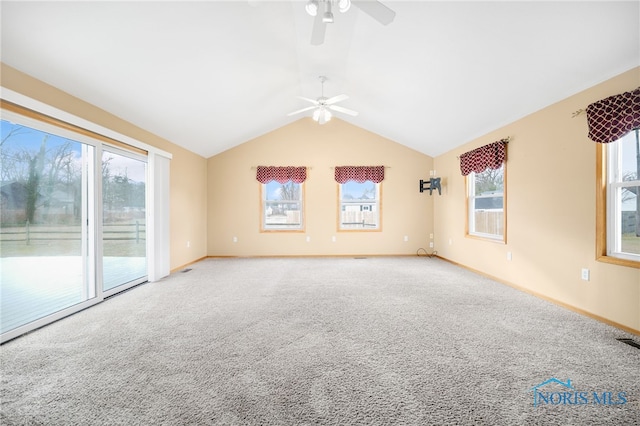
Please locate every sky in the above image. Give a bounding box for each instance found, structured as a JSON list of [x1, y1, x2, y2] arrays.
[[1, 119, 146, 183], [265, 180, 375, 200], [1, 119, 80, 153], [619, 130, 638, 178]]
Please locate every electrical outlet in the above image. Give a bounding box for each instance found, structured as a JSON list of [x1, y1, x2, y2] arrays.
[[506, 251, 512, 261], [186, 240, 190, 248], [581, 268, 590, 281], [403, 235, 409, 242], [429, 233, 434, 239], [233, 236, 238, 243], [429, 242, 434, 248], [331, 236, 336, 242], [448, 238, 453, 245], [306, 236, 311, 242]]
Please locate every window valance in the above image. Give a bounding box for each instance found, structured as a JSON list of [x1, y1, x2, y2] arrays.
[[586, 87, 640, 144], [459, 140, 508, 176], [256, 166, 307, 184], [334, 166, 385, 184]]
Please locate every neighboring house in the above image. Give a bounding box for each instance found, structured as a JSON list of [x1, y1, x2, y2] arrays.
[[0, 181, 29, 224], [621, 189, 638, 234], [475, 191, 503, 210], [0, 181, 27, 209], [44, 189, 76, 217], [0, 182, 77, 224]]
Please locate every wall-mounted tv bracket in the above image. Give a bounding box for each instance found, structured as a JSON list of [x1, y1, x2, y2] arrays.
[[419, 177, 441, 195]]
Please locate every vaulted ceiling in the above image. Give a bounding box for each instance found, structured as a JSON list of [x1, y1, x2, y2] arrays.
[[1, 1, 638, 158]]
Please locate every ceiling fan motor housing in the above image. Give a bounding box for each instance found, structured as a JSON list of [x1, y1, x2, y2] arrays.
[[287, 75, 359, 123]]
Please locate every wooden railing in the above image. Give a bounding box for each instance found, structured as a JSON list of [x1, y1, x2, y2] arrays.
[[0, 221, 146, 244]]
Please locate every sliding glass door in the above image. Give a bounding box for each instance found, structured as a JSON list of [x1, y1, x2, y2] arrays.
[[0, 118, 96, 335], [0, 104, 153, 342], [102, 148, 147, 293]]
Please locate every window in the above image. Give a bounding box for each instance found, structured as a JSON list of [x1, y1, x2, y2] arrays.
[[467, 163, 506, 241], [460, 139, 508, 242], [597, 129, 640, 267], [339, 180, 381, 230], [261, 180, 303, 231]]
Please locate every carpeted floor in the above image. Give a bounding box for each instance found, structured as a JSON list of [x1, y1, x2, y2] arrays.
[[1, 256, 639, 425]]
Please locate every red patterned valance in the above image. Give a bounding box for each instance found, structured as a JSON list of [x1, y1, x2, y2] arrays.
[[256, 166, 307, 184], [586, 87, 640, 143], [459, 140, 507, 176], [334, 166, 385, 184]]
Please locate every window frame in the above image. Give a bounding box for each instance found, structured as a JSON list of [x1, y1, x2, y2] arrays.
[[465, 163, 507, 243], [337, 180, 382, 232], [260, 180, 305, 232], [596, 131, 640, 268]]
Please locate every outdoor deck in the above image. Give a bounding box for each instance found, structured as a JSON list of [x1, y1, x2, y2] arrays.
[[1, 256, 146, 335]]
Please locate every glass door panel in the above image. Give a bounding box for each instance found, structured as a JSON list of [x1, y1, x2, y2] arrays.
[[102, 148, 147, 292], [0, 119, 94, 334]]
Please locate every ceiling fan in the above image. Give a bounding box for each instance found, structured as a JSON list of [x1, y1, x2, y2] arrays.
[[305, 0, 396, 45], [287, 76, 359, 125]]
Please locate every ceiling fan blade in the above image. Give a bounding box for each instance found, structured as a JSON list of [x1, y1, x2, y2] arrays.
[[324, 94, 349, 105], [329, 105, 359, 116], [287, 106, 317, 116], [310, 12, 326, 45], [352, 0, 396, 25], [297, 96, 320, 105]]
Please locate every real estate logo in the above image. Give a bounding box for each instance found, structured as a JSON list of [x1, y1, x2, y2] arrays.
[[530, 378, 628, 407]]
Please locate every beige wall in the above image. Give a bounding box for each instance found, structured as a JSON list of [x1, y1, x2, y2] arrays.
[[1, 63, 208, 271], [434, 67, 640, 332], [4, 62, 637, 332], [207, 118, 434, 256]]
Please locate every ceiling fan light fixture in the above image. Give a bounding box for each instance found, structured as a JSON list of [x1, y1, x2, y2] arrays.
[[312, 107, 332, 124], [338, 0, 351, 13], [322, 1, 334, 23], [305, 0, 318, 16], [288, 75, 357, 123]]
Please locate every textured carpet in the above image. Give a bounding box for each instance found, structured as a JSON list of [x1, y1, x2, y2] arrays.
[[1, 256, 639, 425]]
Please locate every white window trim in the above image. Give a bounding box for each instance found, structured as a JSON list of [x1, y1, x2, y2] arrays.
[[606, 136, 640, 262]]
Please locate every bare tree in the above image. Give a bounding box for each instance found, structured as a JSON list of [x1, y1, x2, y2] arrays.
[[0, 125, 28, 147], [102, 156, 114, 212], [2, 124, 81, 224], [41, 141, 75, 214], [360, 184, 376, 200], [622, 130, 640, 237], [24, 137, 47, 223], [474, 167, 504, 194], [1, 126, 31, 182], [278, 182, 300, 201]]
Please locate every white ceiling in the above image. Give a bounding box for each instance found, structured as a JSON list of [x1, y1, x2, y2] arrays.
[[1, 1, 638, 158]]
